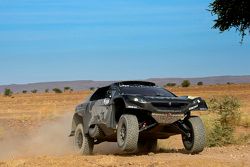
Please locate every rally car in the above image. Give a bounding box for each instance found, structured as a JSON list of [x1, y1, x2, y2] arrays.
[[70, 81, 208, 154]]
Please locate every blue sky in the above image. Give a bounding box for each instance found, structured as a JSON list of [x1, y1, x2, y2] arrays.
[[0, 0, 249, 85]]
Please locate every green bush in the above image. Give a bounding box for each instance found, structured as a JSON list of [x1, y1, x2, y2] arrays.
[[206, 96, 241, 147], [181, 80, 191, 87], [90, 87, 95, 91], [45, 89, 49, 93], [53, 88, 62, 93], [209, 96, 241, 126], [165, 83, 176, 87], [22, 90, 27, 94], [4, 88, 13, 96], [207, 121, 234, 147]]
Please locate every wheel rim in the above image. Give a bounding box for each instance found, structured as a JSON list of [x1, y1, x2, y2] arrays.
[[182, 122, 194, 150], [119, 124, 126, 145], [76, 130, 83, 149]]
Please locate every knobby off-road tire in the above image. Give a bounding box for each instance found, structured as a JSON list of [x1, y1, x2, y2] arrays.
[[138, 139, 158, 153], [74, 123, 94, 155], [182, 116, 206, 154], [117, 114, 139, 152]]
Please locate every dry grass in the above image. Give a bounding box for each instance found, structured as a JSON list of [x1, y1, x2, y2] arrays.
[[0, 127, 4, 139], [0, 84, 250, 166], [168, 84, 250, 126], [0, 84, 249, 137]]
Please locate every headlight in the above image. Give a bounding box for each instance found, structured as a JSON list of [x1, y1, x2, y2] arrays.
[[132, 97, 147, 103]]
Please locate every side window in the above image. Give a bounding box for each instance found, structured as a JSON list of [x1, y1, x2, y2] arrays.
[[106, 89, 112, 98], [111, 88, 117, 97], [90, 86, 110, 101], [106, 87, 118, 99]]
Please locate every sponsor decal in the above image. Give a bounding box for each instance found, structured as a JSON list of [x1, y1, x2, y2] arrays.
[[189, 105, 199, 110], [127, 105, 138, 109]]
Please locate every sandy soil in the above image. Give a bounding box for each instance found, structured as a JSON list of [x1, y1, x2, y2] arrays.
[[0, 145, 249, 167], [0, 84, 250, 166]]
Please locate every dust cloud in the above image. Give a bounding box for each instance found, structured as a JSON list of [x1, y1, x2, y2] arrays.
[[0, 112, 121, 160], [0, 112, 74, 160]]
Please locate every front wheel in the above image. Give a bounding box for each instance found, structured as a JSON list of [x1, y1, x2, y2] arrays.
[[117, 114, 139, 152], [74, 123, 94, 155], [182, 116, 206, 154]]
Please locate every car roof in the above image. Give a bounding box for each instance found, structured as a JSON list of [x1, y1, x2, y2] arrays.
[[112, 81, 156, 87]]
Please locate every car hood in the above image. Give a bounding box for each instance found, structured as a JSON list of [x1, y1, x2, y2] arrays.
[[123, 94, 194, 103]]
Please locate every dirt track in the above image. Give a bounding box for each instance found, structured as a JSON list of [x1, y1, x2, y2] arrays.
[[0, 84, 250, 166], [0, 145, 249, 167]]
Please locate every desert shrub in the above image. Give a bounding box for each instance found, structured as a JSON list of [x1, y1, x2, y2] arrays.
[[31, 89, 37, 93], [90, 87, 95, 91], [197, 81, 203, 86], [209, 96, 241, 126], [4, 88, 13, 96], [181, 80, 190, 87], [22, 90, 27, 94], [165, 83, 176, 87], [70, 88, 74, 92], [53, 88, 62, 93], [206, 121, 234, 147], [45, 89, 49, 93], [206, 96, 241, 147]]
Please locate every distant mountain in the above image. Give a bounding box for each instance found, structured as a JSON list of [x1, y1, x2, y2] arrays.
[[146, 75, 250, 87], [1, 75, 250, 93]]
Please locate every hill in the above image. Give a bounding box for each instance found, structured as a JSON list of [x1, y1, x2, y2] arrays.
[[1, 75, 250, 93]]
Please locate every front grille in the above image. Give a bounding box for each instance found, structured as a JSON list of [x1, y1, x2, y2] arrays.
[[152, 113, 184, 124], [152, 102, 188, 110]]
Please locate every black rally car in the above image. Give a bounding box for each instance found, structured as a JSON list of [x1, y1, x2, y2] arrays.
[[70, 81, 208, 154]]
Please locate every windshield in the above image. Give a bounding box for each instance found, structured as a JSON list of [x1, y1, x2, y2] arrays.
[[120, 86, 176, 97]]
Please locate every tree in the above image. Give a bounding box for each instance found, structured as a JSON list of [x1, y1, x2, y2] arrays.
[[64, 86, 71, 92], [53, 88, 62, 93], [165, 83, 176, 87], [197, 81, 203, 86], [4, 88, 13, 96], [209, 0, 250, 43], [181, 80, 191, 87], [31, 89, 37, 93], [227, 82, 233, 85]]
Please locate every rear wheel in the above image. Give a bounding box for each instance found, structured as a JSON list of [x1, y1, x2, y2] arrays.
[[117, 114, 139, 152], [74, 123, 94, 155], [182, 116, 206, 154]]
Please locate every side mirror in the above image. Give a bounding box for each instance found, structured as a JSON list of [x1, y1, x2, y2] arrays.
[[104, 98, 111, 105]]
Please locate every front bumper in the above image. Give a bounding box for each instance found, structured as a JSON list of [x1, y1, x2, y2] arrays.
[[127, 97, 207, 113], [125, 96, 208, 124]]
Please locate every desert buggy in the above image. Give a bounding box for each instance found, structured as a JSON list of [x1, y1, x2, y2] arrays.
[[69, 81, 208, 154]]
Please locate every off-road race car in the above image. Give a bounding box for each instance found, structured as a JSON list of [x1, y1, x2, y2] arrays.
[[70, 81, 208, 155]]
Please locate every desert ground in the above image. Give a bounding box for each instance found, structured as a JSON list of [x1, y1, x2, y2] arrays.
[[0, 84, 249, 167]]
